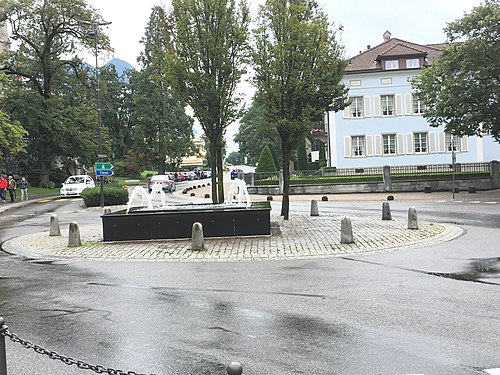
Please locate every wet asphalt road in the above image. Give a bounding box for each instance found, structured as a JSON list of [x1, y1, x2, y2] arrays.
[[0, 197, 499, 374]]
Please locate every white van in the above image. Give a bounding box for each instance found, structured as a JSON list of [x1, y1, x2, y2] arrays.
[[60, 175, 95, 197]]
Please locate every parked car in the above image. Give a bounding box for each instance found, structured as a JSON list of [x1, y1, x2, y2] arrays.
[[148, 174, 176, 193], [231, 168, 243, 180], [60, 175, 95, 197]]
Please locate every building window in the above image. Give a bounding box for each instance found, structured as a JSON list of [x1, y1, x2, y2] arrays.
[[350, 97, 364, 118], [350, 79, 361, 86], [351, 136, 365, 157], [412, 94, 426, 114], [385, 60, 399, 70], [445, 133, 461, 152], [406, 58, 420, 68], [383, 134, 397, 155], [414, 132, 428, 153], [381, 95, 395, 116]]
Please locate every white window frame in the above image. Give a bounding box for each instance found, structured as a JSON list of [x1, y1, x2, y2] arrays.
[[406, 58, 420, 68], [414, 132, 428, 153], [381, 95, 395, 116], [350, 97, 364, 118], [445, 133, 462, 152], [385, 60, 399, 70], [382, 134, 397, 155], [412, 94, 425, 114], [351, 136, 365, 157]]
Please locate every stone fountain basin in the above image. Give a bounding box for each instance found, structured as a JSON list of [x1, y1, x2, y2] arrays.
[[101, 201, 271, 242]]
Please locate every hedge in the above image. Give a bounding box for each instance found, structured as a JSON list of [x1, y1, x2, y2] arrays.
[[81, 186, 129, 207]]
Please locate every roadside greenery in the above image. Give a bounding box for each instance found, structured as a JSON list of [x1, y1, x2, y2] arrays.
[[81, 186, 129, 207]]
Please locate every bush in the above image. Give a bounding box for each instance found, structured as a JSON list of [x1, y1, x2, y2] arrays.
[[81, 186, 129, 207], [256, 145, 278, 173]]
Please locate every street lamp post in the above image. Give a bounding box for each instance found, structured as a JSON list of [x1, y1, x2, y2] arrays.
[[85, 20, 111, 208]]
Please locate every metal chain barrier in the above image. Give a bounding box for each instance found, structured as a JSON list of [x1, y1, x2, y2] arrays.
[[0, 318, 154, 375]]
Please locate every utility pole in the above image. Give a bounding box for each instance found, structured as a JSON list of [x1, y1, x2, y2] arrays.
[[451, 139, 456, 200], [83, 20, 112, 208]]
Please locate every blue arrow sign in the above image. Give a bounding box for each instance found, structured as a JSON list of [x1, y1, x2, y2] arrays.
[[96, 169, 114, 177]]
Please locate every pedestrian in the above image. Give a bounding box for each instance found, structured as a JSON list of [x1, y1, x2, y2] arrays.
[[8, 175, 16, 202], [0, 175, 7, 202], [19, 176, 29, 201]]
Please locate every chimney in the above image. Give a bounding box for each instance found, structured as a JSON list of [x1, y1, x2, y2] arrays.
[[383, 30, 391, 42], [367, 45, 371, 50]]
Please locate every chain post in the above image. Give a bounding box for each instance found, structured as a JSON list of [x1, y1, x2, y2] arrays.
[[0, 317, 8, 375]]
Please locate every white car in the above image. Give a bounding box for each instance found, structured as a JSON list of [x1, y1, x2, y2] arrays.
[[60, 175, 95, 197]]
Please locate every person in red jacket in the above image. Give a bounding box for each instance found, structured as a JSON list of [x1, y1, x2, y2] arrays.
[[0, 175, 7, 202]]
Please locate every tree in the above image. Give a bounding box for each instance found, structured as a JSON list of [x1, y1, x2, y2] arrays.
[[225, 151, 242, 165], [234, 97, 281, 166], [255, 145, 277, 173], [252, 0, 349, 219], [412, 0, 500, 141], [131, 6, 194, 175], [0, 109, 28, 158], [168, 0, 250, 203], [0, 0, 111, 186]]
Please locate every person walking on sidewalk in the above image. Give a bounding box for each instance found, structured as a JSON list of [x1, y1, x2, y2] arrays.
[[0, 175, 7, 202], [7, 176, 16, 202], [19, 176, 29, 201]]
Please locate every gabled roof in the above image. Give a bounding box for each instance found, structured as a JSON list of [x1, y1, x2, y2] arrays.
[[346, 37, 445, 73]]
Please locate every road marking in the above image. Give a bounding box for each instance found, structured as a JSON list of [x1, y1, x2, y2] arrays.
[[37, 199, 51, 202], [434, 200, 446, 203], [485, 201, 498, 204], [485, 369, 500, 375], [469, 201, 481, 204]]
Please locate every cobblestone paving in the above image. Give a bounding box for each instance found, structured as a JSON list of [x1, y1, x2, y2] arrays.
[[5, 213, 462, 262]]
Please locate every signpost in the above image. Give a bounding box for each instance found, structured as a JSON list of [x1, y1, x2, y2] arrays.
[[95, 162, 114, 206]]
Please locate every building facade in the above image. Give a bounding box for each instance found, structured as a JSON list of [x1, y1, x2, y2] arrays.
[[327, 32, 499, 168]]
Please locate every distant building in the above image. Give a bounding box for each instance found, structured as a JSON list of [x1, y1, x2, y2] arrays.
[[326, 31, 499, 168], [180, 137, 207, 168]]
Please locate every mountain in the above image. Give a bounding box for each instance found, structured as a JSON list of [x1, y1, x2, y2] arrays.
[[105, 58, 135, 80]]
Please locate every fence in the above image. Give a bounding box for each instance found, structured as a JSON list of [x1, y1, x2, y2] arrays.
[[0, 317, 243, 375]]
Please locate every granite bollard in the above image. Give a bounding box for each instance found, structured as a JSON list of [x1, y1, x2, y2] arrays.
[[226, 362, 243, 375], [192, 222, 204, 251], [49, 214, 61, 236], [408, 207, 418, 230], [68, 222, 81, 247], [310, 200, 319, 216], [340, 217, 354, 244], [382, 202, 392, 220]]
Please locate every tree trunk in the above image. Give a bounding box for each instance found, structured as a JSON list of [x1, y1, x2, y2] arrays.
[[280, 143, 290, 220], [210, 143, 217, 203], [216, 144, 224, 204], [38, 146, 51, 188]]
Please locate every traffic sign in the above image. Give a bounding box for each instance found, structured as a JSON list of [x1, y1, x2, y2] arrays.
[[96, 169, 114, 177], [95, 162, 113, 170]]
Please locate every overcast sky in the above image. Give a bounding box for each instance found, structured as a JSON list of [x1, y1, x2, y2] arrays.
[[86, 0, 483, 154]]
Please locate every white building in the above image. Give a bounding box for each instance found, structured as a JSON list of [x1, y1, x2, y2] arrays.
[[326, 32, 499, 168]]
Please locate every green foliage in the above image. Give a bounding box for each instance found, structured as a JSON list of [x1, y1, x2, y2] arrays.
[[0, 110, 28, 156], [130, 6, 194, 175], [0, 0, 111, 186], [121, 150, 148, 178], [168, 0, 250, 203], [252, 0, 349, 218], [81, 186, 129, 207], [296, 137, 308, 171], [256, 145, 278, 173], [234, 97, 281, 166], [412, 0, 500, 141]]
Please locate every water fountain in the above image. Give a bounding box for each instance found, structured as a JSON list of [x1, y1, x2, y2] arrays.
[[102, 179, 271, 242]]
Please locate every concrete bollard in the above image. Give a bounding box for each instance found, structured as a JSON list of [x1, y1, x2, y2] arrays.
[[310, 200, 319, 216], [226, 362, 243, 375], [104, 208, 111, 215], [191, 222, 204, 251], [382, 202, 392, 220], [340, 217, 354, 244], [68, 222, 81, 247], [407, 207, 418, 230], [49, 214, 61, 236]]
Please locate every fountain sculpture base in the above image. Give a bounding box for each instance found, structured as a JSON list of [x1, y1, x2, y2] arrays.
[[101, 202, 271, 242]]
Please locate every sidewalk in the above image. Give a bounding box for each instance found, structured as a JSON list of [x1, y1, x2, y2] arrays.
[[1, 187, 477, 262]]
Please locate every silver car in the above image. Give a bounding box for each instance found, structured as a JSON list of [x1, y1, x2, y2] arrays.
[[148, 175, 176, 193]]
